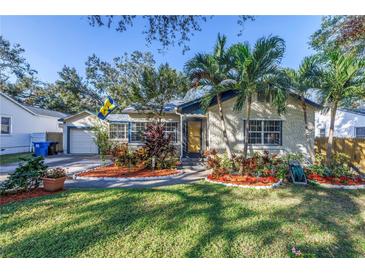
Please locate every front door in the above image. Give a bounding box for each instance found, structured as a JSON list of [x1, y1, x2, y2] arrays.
[[188, 120, 201, 155]]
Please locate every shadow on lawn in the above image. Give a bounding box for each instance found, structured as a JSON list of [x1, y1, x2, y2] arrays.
[[1, 183, 364, 257]]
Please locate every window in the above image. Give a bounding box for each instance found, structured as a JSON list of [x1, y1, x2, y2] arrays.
[[245, 120, 282, 145], [1, 117, 11, 134], [257, 92, 271, 103], [164, 122, 178, 142], [109, 123, 128, 140], [130, 122, 148, 142], [319, 128, 326, 137], [130, 121, 178, 143], [355, 127, 365, 138]]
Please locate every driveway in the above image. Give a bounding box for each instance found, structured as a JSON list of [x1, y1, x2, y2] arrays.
[[0, 154, 110, 182]]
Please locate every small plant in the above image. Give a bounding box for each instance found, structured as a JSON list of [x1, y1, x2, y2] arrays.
[[1, 156, 48, 194], [44, 168, 66, 179], [92, 121, 112, 161]]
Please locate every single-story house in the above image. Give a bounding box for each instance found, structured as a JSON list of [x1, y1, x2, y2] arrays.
[[315, 108, 365, 138], [0, 92, 67, 155], [60, 89, 321, 159]]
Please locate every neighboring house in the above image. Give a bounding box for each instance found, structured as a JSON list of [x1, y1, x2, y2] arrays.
[[61, 89, 320, 159], [0, 92, 67, 155], [315, 108, 365, 138]]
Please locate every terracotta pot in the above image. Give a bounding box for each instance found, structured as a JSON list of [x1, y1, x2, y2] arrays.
[[42, 177, 66, 192]]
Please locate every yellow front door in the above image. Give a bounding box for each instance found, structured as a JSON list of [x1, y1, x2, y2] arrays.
[[188, 121, 201, 153]]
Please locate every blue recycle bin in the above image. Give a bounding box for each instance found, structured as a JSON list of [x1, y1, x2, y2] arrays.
[[33, 141, 51, 157]]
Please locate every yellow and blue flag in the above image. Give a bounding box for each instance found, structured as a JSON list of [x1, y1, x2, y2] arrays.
[[97, 96, 117, 120]]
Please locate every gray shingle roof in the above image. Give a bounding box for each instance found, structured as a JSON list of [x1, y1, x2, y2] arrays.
[[122, 99, 185, 113], [106, 114, 130, 121], [25, 105, 67, 118]]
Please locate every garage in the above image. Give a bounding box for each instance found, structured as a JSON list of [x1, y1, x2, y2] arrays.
[[69, 128, 98, 154]]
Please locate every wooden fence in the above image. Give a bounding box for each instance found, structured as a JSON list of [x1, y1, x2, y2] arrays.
[[315, 137, 365, 172]]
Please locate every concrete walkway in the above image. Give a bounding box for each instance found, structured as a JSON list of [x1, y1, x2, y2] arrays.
[[65, 167, 210, 189]]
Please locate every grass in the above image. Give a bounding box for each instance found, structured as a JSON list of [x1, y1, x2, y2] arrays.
[[0, 152, 33, 165], [1, 181, 365, 258]]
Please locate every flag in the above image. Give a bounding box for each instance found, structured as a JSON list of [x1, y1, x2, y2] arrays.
[[97, 96, 117, 120]]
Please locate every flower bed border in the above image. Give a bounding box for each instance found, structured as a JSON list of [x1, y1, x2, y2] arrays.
[[73, 165, 184, 181], [309, 180, 365, 190], [206, 177, 283, 189]]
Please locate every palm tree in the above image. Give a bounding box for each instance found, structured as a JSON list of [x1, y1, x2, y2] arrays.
[[227, 36, 287, 159], [284, 56, 320, 162], [317, 50, 365, 165], [185, 34, 235, 158]]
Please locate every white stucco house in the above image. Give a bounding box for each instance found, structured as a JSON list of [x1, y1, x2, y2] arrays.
[[0, 92, 67, 155], [315, 108, 365, 138], [60, 89, 321, 159]]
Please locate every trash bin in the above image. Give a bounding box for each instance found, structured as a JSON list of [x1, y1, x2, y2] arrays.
[[48, 142, 58, 155], [33, 141, 51, 157]]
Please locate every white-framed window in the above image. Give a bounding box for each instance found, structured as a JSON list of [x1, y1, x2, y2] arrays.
[[319, 128, 326, 137], [109, 123, 128, 140], [245, 120, 282, 145], [1, 116, 11, 135], [130, 122, 148, 142], [355, 127, 365, 138], [130, 121, 179, 143], [257, 92, 271, 103], [164, 122, 178, 143]]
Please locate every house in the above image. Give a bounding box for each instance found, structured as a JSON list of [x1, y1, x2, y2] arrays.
[[0, 92, 67, 155], [60, 89, 321, 159], [315, 108, 365, 138]]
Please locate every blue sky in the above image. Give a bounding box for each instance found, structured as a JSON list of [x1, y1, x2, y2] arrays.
[[0, 16, 322, 83]]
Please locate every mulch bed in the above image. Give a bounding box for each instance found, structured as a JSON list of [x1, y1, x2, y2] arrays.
[[0, 188, 63, 206], [307, 174, 365, 186], [77, 164, 180, 178], [207, 174, 279, 186]]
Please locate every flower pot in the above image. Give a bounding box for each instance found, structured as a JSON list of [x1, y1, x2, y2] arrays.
[[42, 177, 66, 192]]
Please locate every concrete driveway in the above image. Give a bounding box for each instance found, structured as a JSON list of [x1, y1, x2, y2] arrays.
[[0, 154, 110, 182]]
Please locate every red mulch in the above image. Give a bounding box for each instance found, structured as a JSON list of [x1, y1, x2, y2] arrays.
[[207, 174, 278, 186], [78, 164, 180, 178], [0, 188, 63, 206], [307, 174, 365, 186]]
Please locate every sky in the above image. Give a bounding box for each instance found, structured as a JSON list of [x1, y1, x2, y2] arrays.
[[0, 15, 322, 83]]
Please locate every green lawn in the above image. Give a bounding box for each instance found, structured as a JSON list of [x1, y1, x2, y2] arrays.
[[0, 152, 33, 165], [1, 182, 365, 258]]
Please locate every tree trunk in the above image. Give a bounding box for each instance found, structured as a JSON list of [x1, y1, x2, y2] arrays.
[[217, 93, 232, 159], [301, 95, 315, 163], [326, 101, 338, 166], [243, 95, 252, 159]]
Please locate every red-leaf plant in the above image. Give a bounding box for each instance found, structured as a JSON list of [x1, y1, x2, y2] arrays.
[[143, 123, 176, 169]]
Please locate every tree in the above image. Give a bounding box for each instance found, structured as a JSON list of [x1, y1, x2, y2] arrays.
[[33, 66, 102, 114], [284, 56, 320, 161], [85, 51, 156, 110], [316, 50, 365, 165], [88, 16, 254, 53], [0, 35, 39, 100], [228, 36, 287, 159], [185, 34, 235, 158], [130, 63, 189, 119], [310, 16, 365, 56]]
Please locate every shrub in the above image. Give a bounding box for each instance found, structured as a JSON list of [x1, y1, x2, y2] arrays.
[[307, 152, 353, 177], [45, 168, 66, 179], [143, 123, 177, 169], [1, 156, 47, 194], [92, 122, 112, 161], [204, 149, 229, 178]]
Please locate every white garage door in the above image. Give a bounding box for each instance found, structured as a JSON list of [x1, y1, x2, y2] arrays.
[[69, 128, 98, 154]]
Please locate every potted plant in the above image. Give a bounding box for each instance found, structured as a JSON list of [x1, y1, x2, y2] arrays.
[[42, 167, 67, 192]]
